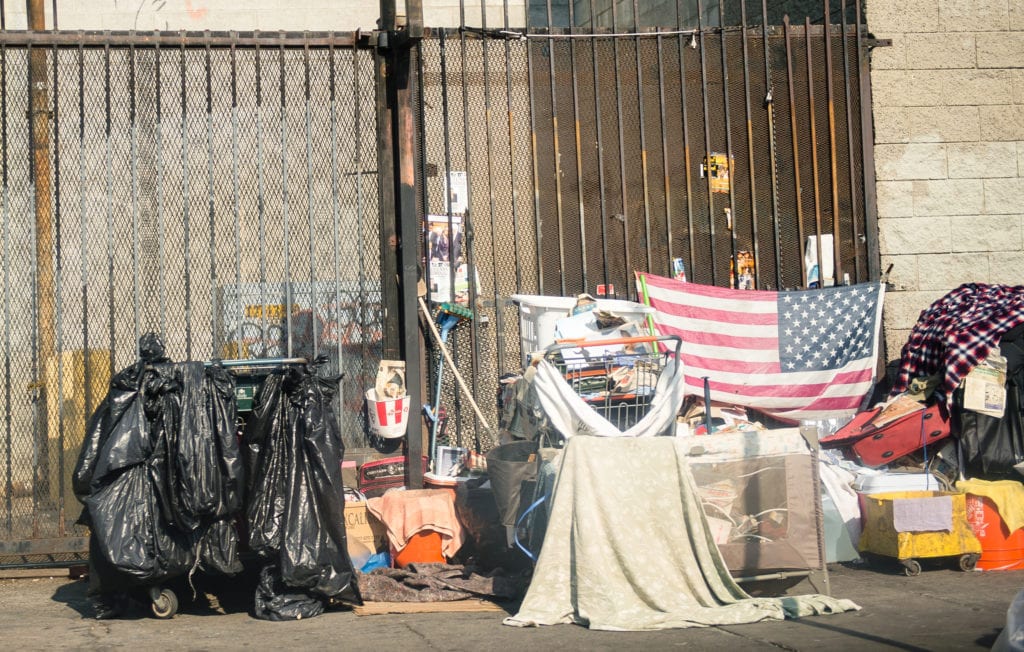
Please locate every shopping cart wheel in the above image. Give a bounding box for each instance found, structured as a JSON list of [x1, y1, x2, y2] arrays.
[[958, 553, 979, 572], [150, 587, 178, 619], [900, 559, 921, 577]]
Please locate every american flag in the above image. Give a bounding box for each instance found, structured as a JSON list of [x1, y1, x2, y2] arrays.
[[637, 272, 885, 422]]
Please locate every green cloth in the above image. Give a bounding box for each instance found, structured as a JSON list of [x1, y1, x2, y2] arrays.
[[504, 436, 859, 631]]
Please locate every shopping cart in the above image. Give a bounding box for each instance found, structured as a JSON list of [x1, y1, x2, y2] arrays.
[[542, 334, 682, 431]]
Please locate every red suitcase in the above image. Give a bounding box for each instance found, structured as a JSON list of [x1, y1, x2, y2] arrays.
[[820, 403, 951, 468]]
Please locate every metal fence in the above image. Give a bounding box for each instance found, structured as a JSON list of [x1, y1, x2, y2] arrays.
[[414, 2, 877, 454], [0, 32, 383, 566]]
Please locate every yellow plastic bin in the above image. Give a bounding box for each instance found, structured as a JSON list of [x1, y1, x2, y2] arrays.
[[859, 490, 982, 576]]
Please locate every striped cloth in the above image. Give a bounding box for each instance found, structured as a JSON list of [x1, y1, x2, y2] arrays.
[[637, 272, 885, 422]]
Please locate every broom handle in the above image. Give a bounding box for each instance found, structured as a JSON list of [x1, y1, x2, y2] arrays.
[[418, 296, 494, 434]]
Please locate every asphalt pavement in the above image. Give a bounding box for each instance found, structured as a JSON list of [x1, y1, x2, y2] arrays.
[[0, 562, 1020, 650]]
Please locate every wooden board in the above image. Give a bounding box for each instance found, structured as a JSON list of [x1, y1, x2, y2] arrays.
[[354, 599, 507, 616]]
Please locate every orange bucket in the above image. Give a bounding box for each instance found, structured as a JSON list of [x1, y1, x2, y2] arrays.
[[393, 530, 445, 568], [966, 494, 1024, 571]]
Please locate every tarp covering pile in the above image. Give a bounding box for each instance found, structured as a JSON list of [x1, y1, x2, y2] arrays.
[[74, 334, 243, 601], [243, 361, 362, 620], [505, 436, 859, 631]]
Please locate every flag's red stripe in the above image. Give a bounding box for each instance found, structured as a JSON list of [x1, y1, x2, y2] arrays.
[[657, 324, 779, 351], [647, 301, 778, 326], [683, 367, 873, 398], [682, 354, 781, 375]]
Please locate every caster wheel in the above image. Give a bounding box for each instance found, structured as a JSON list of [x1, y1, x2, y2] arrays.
[[901, 559, 922, 577], [151, 588, 178, 619], [959, 553, 979, 572]]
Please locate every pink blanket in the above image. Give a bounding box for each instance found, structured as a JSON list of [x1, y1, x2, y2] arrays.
[[367, 489, 465, 558]]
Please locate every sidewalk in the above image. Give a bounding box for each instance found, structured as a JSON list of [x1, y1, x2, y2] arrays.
[[0, 563, 1020, 650]]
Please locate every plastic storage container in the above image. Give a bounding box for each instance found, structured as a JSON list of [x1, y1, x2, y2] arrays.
[[965, 494, 1024, 571], [509, 294, 655, 365]]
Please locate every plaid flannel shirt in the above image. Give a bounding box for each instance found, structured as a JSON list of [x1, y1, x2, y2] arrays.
[[891, 283, 1024, 405]]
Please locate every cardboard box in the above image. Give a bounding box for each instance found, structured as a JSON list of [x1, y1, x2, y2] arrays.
[[344, 500, 388, 560]]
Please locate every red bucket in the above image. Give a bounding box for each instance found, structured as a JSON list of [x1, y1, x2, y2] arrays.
[[966, 494, 1024, 571]]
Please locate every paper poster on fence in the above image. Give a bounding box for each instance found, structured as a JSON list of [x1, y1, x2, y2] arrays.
[[445, 171, 468, 215]]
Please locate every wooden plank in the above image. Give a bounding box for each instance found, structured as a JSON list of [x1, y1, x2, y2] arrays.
[[354, 600, 507, 616]]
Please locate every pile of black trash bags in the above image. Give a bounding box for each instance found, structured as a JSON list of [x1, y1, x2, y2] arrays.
[[74, 334, 361, 620]]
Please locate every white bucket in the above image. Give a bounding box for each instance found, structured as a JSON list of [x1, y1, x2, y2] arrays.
[[365, 388, 410, 439]]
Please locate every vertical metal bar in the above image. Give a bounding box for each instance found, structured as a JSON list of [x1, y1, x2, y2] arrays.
[[1, 41, 11, 533], [806, 17, 824, 287], [480, 1, 505, 375], [501, 4, 523, 292], [784, 16, 806, 286], [718, 1, 737, 287], [330, 42, 343, 379], [633, 0, 653, 277], [441, 31, 456, 298], [27, 41, 41, 531], [611, 5, 632, 295], [130, 44, 140, 348], [675, 1, 696, 281], [375, 45, 400, 360], [104, 43, 115, 373], [856, 2, 880, 281], [840, 0, 861, 283], [303, 41, 318, 358], [205, 40, 218, 356], [525, 36, 544, 292], [256, 44, 269, 356], [740, 3, 760, 288], [179, 40, 194, 359], [589, 0, 610, 291], [351, 44, 364, 376], [656, 29, 674, 274], [230, 39, 242, 355], [459, 18, 483, 447], [545, 3, 567, 296], [77, 42, 93, 445], [51, 42, 66, 532], [824, 0, 842, 284], [762, 0, 783, 289], [279, 41, 293, 358], [696, 1, 717, 285], [156, 43, 166, 340], [568, 2, 588, 292]]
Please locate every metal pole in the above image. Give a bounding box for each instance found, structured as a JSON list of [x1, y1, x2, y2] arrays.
[[526, 36, 544, 292], [840, 0, 861, 283], [545, 1, 567, 296], [27, 0, 54, 499], [696, 0, 716, 285], [589, 0, 610, 292], [278, 41, 293, 358], [675, 0, 695, 282], [611, 5, 632, 295], [633, 0, 653, 279], [501, 1, 523, 292], [824, 0, 842, 284], [2, 41, 13, 532], [805, 17, 825, 288], [656, 29, 673, 275], [784, 16, 806, 287], [568, 1, 588, 292], [762, 0, 783, 289], [856, 0, 880, 281], [718, 1, 737, 288], [180, 40, 194, 358], [740, 3, 760, 288]]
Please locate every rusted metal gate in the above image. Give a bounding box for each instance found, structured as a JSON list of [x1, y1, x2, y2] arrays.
[[0, 31, 384, 568], [413, 1, 879, 453]]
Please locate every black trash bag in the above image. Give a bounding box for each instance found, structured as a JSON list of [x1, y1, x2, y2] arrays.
[[244, 362, 362, 620], [75, 335, 244, 597], [953, 324, 1024, 479], [253, 563, 325, 621]]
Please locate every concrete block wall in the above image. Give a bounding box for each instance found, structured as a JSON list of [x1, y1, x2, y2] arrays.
[[866, 0, 1024, 358], [2, 1, 527, 31]]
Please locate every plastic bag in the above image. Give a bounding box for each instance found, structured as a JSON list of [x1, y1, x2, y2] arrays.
[[244, 361, 362, 619]]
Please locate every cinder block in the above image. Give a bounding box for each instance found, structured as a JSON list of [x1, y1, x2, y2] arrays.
[[989, 251, 1024, 284], [939, 0, 1010, 32], [876, 181, 915, 218], [870, 33, 908, 71], [873, 107, 911, 144], [904, 34, 976, 69], [1012, 1, 1024, 31], [1019, 141, 1024, 175], [907, 106, 981, 143], [939, 69, 1017, 106], [984, 178, 1024, 214], [880, 253, 919, 291], [917, 253, 990, 290], [879, 216, 951, 255], [870, 70, 942, 107], [912, 179, 985, 216], [874, 143, 947, 181], [883, 328, 914, 359], [978, 33, 1024, 69], [948, 142, 1019, 178], [865, 0, 939, 33], [882, 290, 954, 333], [980, 105, 1024, 141], [951, 214, 1023, 251]]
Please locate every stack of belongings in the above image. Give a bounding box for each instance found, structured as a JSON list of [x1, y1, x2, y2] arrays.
[[243, 355, 362, 620], [74, 333, 244, 618]]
